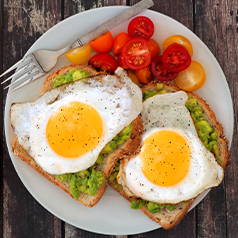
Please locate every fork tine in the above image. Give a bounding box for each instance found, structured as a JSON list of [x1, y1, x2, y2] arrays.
[[4, 66, 36, 90], [8, 71, 42, 93], [0, 56, 31, 78], [1, 60, 33, 84]]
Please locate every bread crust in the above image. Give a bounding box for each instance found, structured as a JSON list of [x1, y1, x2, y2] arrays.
[[10, 64, 143, 207], [108, 81, 230, 229]]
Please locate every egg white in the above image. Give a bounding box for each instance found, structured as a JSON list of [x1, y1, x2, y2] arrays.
[[10, 68, 142, 174], [120, 91, 224, 204]]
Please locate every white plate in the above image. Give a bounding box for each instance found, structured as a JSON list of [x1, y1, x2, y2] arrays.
[[4, 6, 233, 236]]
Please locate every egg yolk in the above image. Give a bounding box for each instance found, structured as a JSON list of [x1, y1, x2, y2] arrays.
[[140, 130, 190, 186], [46, 101, 103, 158]]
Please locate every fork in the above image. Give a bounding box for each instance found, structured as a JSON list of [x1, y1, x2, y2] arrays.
[[1, 0, 154, 93]]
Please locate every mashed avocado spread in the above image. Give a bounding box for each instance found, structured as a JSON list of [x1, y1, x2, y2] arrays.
[[53, 68, 90, 88], [56, 124, 133, 200]]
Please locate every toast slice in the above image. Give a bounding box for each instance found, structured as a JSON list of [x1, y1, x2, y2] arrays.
[[10, 65, 143, 207], [108, 81, 229, 228]]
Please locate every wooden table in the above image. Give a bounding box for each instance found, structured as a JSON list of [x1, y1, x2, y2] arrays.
[[1, 0, 237, 237]]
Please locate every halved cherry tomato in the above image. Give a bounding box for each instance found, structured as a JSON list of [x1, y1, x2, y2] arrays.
[[175, 61, 206, 91], [121, 38, 151, 70], [88, 53, 118, 74], [135, 66, 153, 84], [113, 32, 131, 56], [128, 16, 154, 40], [128, 70, 139, 85], [162, 43, 191, 73], [147, 39, 160, 59], [89, 31, 113, 53], [163, 35, 193, 57], [65, 44, 91, 64], [151, 55, 178, 81], [117, 54, 129, 69]]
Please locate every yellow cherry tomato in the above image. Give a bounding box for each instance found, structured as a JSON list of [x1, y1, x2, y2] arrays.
[[65, 43, 91, 64], [128, 70, 139, 85], [175, 61, 206, 91], [163, 35, 193, 57]]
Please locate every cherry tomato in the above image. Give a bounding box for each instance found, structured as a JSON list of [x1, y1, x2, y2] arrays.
[[128, 16, 154, 40], [175, 61, 206, 91], [89, 31, 113, 53], [147, 39, 160, 59], [88, 53, 118, 74], [151, 55, 178, 81], [135, 66, 153, 84], [162, 43, 191, 73], [163, 35, 193, 57], [121, 38, 151, 70], [65, 44, 91, 64], [113, 32, 131, 56], [117, 54, 129, 69], [128, 70, 139, 85]]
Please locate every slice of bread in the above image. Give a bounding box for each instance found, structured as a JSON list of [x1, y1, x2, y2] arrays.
[[108, 81, 229, 228], [10, 65, 143, 207]]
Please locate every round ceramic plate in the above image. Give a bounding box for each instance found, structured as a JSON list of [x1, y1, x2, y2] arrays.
[[4, 6, 233, 236]]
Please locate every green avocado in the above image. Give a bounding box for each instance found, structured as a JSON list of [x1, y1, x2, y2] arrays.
[[53, 68, 90, 88], [56, 167, 104, 200]]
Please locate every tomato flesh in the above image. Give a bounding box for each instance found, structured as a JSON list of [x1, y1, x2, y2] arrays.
[[151, 55, 178, 81], [89, 31, 113, 53], [121, 38, 151, 70], [88, 53, 118, 74], [65, 44, 91, 64], [147, 39, 160, 59], [113, 32, 131, 56], [162, 43, 191, 73], [175, 61, 206, 91], [135, 66, 153, 84], [117, 54, 129, 69], [128, 16, 154, 40], [163, 35, 193, 57]]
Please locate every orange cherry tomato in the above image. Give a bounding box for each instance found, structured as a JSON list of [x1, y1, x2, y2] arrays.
[[65, 44, 91, 64], [175, 61, 206, 91], [163, 35, 193, 57], [135, 65, 153, 84], [147, 39, 160, 59], [117, 54, 129, 69], [89, 31, 113, 53], [128, 70, 139, 85], [113, 32, 131, 56]]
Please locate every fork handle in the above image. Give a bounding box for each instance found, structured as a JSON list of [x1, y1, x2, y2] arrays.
[[69, 0, 154, 49]]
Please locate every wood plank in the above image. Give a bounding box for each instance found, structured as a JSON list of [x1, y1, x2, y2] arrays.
[[2, 1, 63, 237], [194, 0, 237, 237], [0, 0, 4, 237]]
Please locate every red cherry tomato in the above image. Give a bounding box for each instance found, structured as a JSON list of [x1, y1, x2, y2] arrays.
[[121, 38, 151, 70], [117, 54, 129, 69], [128, 16, 154, 40], [147, 39, 160, 59], [135, 66, 153, 84], [162, 43, 191, 73], [113, 32, 131, 56], [89, 31, 113, 53], [88, 53, 118, 74], [151, 55, 178, 81]]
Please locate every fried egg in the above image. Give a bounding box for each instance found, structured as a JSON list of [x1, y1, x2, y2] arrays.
[[10, 68, 142, 175], [119, 91, 224, 204]]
